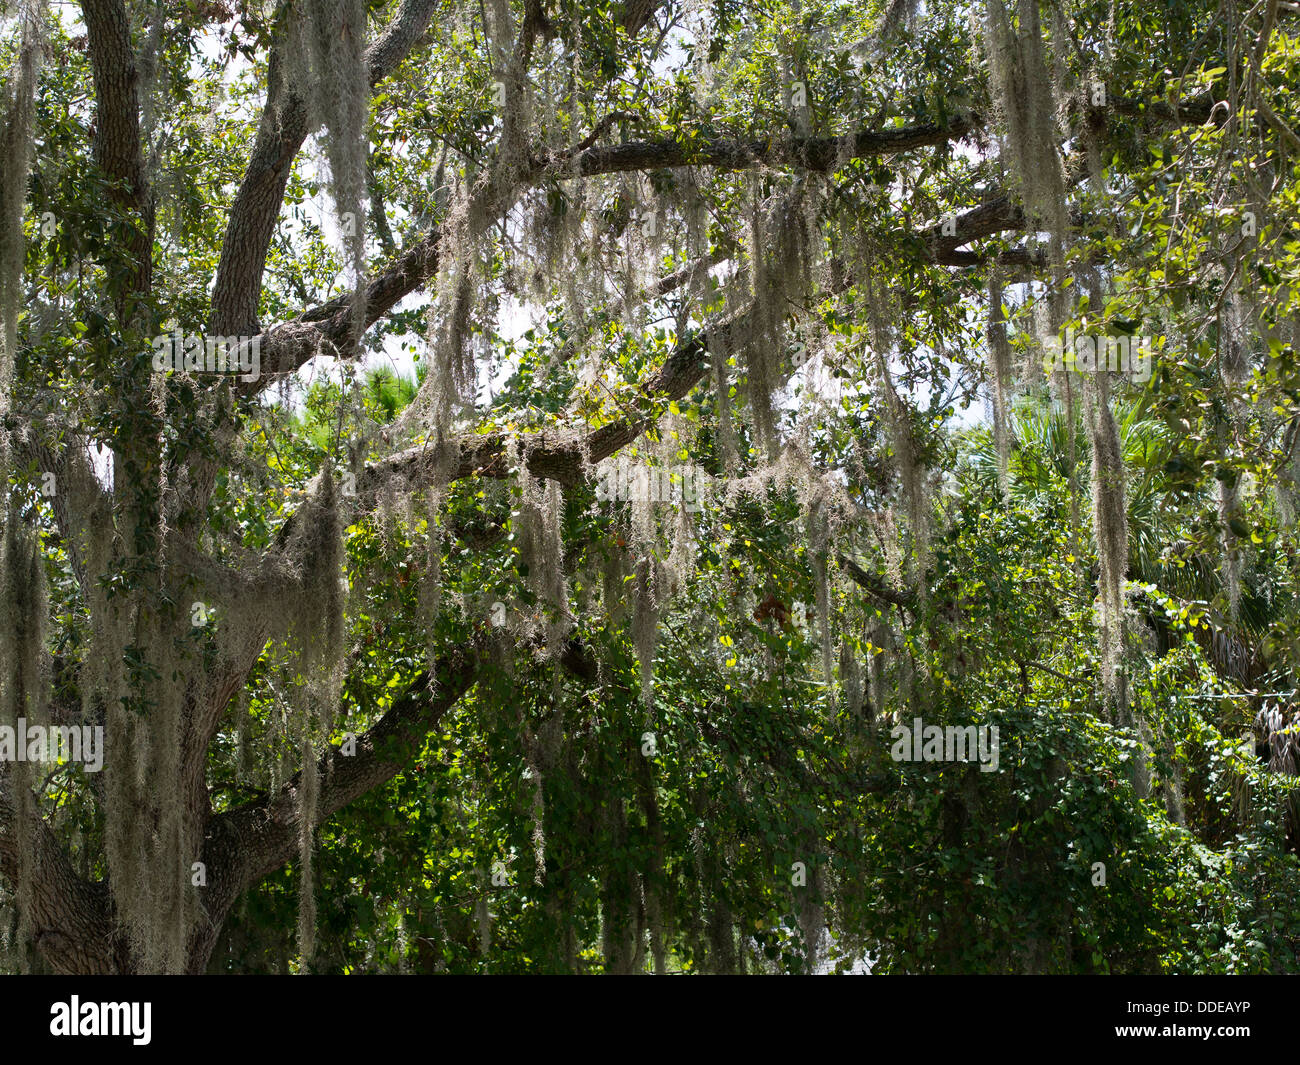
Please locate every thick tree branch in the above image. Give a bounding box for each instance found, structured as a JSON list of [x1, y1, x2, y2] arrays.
[[241, 113, 985, 396], [209, 0, 443, 337], [0, 770, 124, 974], [81, 0, 152, 307], [343, 193, 1040, 509], [226, 86, 1238, 392], [836, 553, 915, 610], [5, 429, 108, 600], [198, 649, 482, 947], [556, 113, 981, 176], [620, 0, 665, 35]]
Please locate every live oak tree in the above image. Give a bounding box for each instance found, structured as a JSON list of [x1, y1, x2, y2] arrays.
[[3, 0, 1300, 974]]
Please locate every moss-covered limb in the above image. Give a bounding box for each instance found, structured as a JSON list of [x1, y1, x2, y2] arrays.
[[356, 320, 725, 499], [284, 185, 1040, 525], [196, 649, 482, 962], [835, 553, 914, 612], [244, 237, 729, 401], [0, 767, 127, 974], [565, 85, 1231, 211], [559, 113, 982, 177], [208, 0, 444, 338], [0, 0, 44, 417], [2, 430, 108, 600], [245, 169, 1046, 408]]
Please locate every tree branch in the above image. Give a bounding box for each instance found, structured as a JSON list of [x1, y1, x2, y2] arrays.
[[240, 113, 986, 396], [836, 553, 914, 610], [81, 0, 152, 307], [198, 648, 482, 947], [556, 112, 981, 176], [0, 769, 124, 974], [209, 0, 443, 336]]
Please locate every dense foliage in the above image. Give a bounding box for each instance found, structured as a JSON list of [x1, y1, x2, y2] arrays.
[[1, 0, 1300, 973]]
